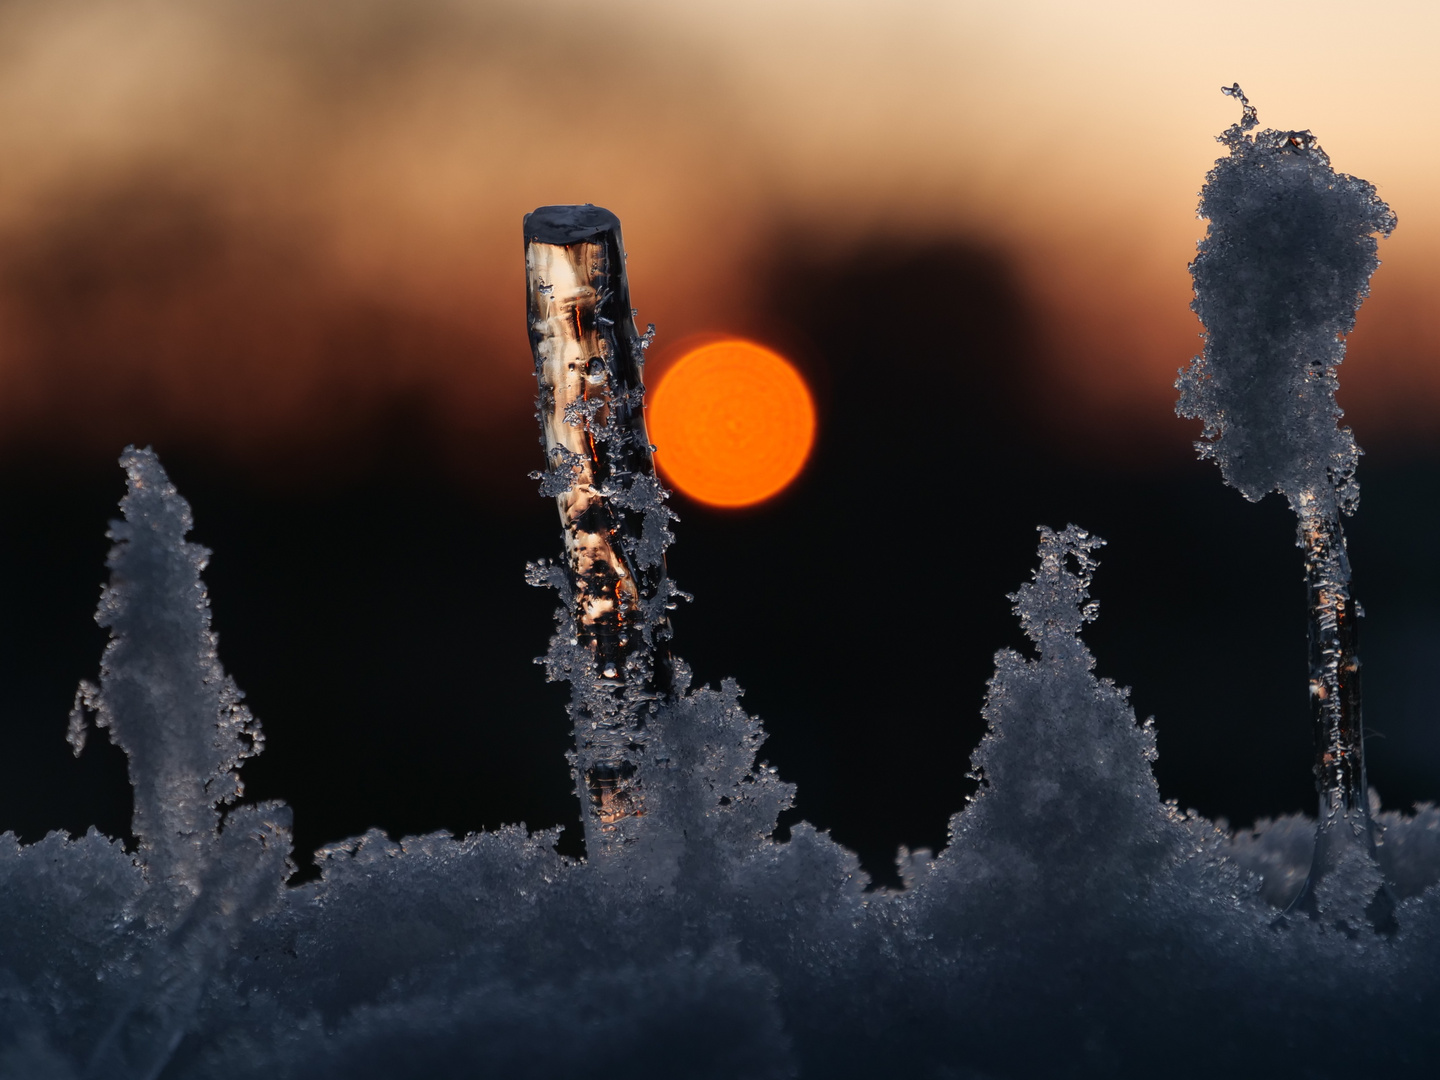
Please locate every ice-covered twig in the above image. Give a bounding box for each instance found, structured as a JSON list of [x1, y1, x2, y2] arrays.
[[1178, 87, 1396, 918], [1220, 82, 1258, 133], [524, 205, 680, 856]]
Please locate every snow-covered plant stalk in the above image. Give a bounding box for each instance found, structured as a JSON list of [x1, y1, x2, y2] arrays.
[[524, 205, 680, 856], [1177, 86, 1396, 908]]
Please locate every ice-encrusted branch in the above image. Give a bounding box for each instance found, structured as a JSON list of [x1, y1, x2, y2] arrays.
[[1177, 86, 1396, 917], [523, 205, 683, 858]]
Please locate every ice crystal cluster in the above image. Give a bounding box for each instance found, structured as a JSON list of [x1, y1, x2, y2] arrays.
[[2, 104, 1439, 1079], [1177, 85, 1397, 518]]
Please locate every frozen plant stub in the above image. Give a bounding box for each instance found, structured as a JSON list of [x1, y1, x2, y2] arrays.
[[524, 204, 681, 857], [1178, 86, 1396, 912]]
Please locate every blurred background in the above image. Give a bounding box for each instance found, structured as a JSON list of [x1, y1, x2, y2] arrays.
[[0, 0, 1436, 884]]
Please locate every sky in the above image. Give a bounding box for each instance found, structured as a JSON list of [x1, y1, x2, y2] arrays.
[[1, 0, 1437, 469], [0, 0, 1436, 881]]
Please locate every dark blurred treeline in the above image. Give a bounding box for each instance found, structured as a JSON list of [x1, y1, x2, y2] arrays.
[[0, 237, 1436, 886]]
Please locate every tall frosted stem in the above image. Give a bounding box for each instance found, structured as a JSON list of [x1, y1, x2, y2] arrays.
[[524, 204, 673, 856], [1177, 85, 1396, 916]]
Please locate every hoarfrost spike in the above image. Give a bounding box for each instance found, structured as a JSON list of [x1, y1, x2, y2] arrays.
[[81, 447, 292, 1076], [94, 448, 268, 912]]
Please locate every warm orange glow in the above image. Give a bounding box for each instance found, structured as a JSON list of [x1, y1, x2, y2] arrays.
[[1, 1, 1438, 469], [648, 340, 815, 507]]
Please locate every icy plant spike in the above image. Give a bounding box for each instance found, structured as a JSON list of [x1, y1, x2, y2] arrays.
[[74, 448, 292, 1077], [80, 448, 270, 910], [524, 204, 681, 856], [1178, 86, 1396, 906]]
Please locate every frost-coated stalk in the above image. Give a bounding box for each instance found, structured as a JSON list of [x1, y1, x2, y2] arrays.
[[1299, 500, 1364, 820], [1178, 85, 1396, 916], [1296, 498, 1384, 921], [524, 204, 675, 856]]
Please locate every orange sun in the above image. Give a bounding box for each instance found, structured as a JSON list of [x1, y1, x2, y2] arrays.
[[647, 339, 816, 508]]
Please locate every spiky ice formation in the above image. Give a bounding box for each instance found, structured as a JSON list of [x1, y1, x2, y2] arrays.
[[74, 449, 276, 910], [0, 449, 291, 1078]]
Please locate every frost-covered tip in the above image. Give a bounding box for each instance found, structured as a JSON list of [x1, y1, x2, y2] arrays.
[[1009, 524, 1104, 665], [1177, 85, 1395, 519]]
